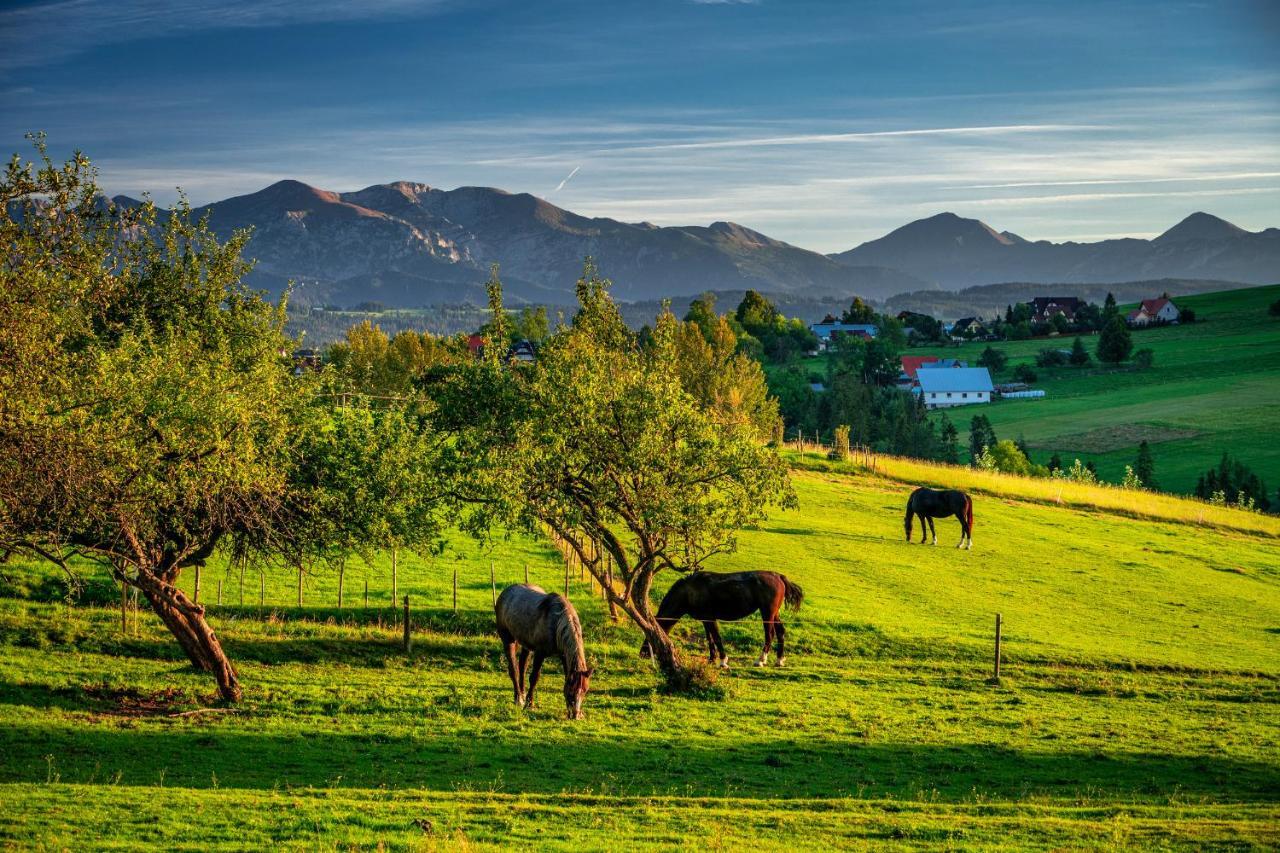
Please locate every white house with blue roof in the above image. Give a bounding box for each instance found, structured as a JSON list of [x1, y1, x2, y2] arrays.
[[914, 367, 994, 408]]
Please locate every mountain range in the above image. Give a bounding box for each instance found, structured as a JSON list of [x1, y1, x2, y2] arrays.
[[831, 211, 1280, 290], [108, 180, 1279, 307]]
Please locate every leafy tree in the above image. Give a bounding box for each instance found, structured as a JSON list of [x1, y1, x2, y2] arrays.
[[735, 290, 779, 329], [1010, 302, 1033, 324], [977, 346, 1007, 373], [1048, 453, 1063, 473], [1133, 348, 1155, 369], [939, 414, 960, 464], [1134, 440, 1156, 489], [0, 141, 307, 701], [1049, 312, 1071, 335], [512, 305, 551, 344], [1096, 316, 1133, 364], [1006, 321, 1032, 341], [431, 261, 795, 686], [841, 297, 876, 324], [983, 440, 1044, 476], [1074, 302, 1102, 331], [968, 414, 997, 461], [1012, 363, 1037, 383], [1069, 336, 1091, 366], [683, 292, 719, 342]]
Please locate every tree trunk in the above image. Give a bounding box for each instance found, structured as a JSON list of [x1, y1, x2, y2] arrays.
[[134, 568, 242, 702], [624, 569, 688, 686]]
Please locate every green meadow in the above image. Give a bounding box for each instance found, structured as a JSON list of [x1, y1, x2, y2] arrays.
[[909, 284, 1280, 494], [2, 459, 1277, 849]]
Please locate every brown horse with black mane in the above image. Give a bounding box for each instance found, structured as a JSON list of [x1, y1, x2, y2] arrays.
[[639, 570, 804, 668], [905, 486, 974, 549]]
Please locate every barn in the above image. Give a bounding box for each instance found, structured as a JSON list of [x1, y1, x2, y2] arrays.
[[914, 367, 994, 408]]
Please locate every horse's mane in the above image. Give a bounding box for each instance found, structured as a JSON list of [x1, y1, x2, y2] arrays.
[[542, 594, 587, 674]]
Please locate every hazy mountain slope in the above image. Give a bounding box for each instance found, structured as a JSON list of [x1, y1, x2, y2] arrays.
[[832, 211, 1280, 290], [191, 180, 924, 307]]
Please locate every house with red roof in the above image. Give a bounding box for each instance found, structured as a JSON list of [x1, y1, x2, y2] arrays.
[[1127, 297, 1180, 326]]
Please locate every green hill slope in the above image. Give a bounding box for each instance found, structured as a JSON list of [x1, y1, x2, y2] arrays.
[[1, 462, 1277, 848], [912, 284, 1280, 494]]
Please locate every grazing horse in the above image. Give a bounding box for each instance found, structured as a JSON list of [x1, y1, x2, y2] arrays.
[[905, 487, 973, 549], [495, 584, 594, 719], [639, 571, 804, 668]]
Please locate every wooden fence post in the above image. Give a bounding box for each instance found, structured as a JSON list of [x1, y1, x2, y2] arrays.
[[490, 561, 497, 606], [992, 613, 1003, 683], [403, 595, 411, 654], [524, 563, 529, 585], [364, 579, 369, 609]]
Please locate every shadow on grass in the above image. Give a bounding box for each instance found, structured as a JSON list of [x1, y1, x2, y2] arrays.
[[0, 710, 1274, 804]]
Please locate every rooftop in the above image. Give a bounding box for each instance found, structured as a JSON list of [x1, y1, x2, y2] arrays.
[[916, 367, 994, 394]]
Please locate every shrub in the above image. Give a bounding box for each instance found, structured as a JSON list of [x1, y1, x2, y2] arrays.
[[1012, 363, 1037, 383], [1054, 458, 1098, 484], [1133, 348, 1155, 369], [1269, 299, 1280, 317], [1035, 348, 1068, 368], [1097, 316, 1133, 364], [1069, 336, 1091, 366], [832, 424, 851, 459], [977, 346, 1007, 373]]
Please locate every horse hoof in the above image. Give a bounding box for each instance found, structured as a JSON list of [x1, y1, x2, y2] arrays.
[[776, 657, 786, 667], [720, 659, 730, 669], [754, 658, 767, 667]]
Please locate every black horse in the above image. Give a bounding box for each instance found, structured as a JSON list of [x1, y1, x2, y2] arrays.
[[905, 487, 973, 549], [639, 571, 804, 668]]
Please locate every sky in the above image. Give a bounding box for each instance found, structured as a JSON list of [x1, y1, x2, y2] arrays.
[[2, 0, 1278, 251]]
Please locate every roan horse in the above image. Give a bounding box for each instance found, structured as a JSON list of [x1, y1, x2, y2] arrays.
[[639, 571, 804, 668], [495, 584, 594, 719], [905, 486, 974, 549]]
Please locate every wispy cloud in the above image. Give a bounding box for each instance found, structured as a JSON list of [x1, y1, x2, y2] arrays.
[[0, 0, 451, 70], [950, 171, 1280, 190]]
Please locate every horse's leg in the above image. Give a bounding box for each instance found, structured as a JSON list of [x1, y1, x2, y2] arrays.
[[957, 515, 968, 548], [702, 620, 717, 663], [920, 514, 929, 544], [525, 652, 546, 710], [517, 648, 531, 703], [927, 515, 937, 545], [774, 617, 787, 667], [756, 613, 773, 667], [502, 640, 522, 705], [709, 621, 728, 668]]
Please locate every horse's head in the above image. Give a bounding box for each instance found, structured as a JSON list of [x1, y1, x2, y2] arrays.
[[563, 667, 594, 720]]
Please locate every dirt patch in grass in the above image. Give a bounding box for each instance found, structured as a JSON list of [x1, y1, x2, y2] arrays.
[[1029, 423, 1201, 453], [82, 683, 195, 718]]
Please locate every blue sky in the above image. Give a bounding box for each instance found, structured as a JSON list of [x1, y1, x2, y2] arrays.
[[2, 0, 1278, 251]]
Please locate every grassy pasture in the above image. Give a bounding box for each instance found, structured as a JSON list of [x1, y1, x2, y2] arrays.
[[1, 461, 1278, 849], [907, 284, 1280, 494]]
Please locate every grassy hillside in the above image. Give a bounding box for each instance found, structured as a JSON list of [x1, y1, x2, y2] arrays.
[[909, 284, 1280, 494], [2, 459, 1277, 849]]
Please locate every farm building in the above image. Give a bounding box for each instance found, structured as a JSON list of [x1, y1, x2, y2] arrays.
[[1028, 296, 1084, 324], [507, 340, 537, 364], [809, 319, 878, 350], [899, 356, 969, 388], [1127, 297, 1180, 326], [914, 367, 994, 408]]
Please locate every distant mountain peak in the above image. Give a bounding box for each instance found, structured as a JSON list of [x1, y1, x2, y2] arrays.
[[1156, 211, 1249, 243]]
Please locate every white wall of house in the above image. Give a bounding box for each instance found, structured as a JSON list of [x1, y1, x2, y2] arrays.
[[924, 390, 991, 409]]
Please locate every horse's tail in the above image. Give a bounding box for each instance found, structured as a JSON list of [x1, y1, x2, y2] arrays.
[[965, 494, 974, 532], [781, 576, 804, 612]]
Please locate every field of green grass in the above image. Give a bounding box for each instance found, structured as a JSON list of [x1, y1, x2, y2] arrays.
[[2, 457, 1277, 849], [907, 284, 1280, 494]]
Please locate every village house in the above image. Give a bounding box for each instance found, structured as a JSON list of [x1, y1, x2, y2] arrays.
[[914, 367, 994, 409], [1028, 296, 1084, 324], [291, 348, 322, 375], [948, 317, 989, 340], [506, 339, 537, 364], [809, 315, 878, 350], [898, 356, 968, 388], [1127, 297, 1180, 326]]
